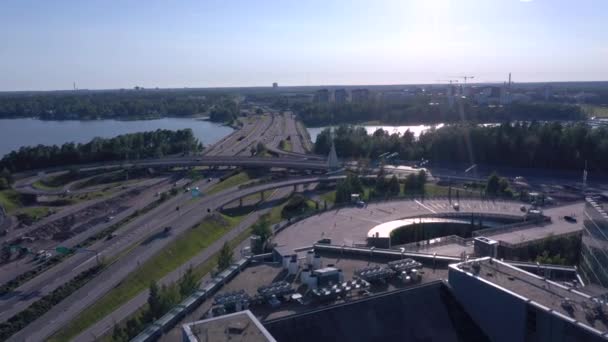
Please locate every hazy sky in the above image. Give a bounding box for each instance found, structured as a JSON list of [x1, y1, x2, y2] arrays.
[[1, 0, 607, 90]]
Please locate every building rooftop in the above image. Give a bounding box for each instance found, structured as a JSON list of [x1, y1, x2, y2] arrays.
[[182, 310, 276, 342], [264, 281, 489, 342], [451, 258, 608, 337]]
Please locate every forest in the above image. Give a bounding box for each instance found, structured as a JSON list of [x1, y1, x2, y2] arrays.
[[0, 129, 201, 172], [0, 90, 223, 120], [314, 122, 608, 171], [293, 100, 585, 126]]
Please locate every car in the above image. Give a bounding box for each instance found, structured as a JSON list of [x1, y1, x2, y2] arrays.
[[106, 233, 118, 240], [356, 200, 366, 208], [520, 205, 527, 212], [453, 203, 460, 211], [163, 226, 172, 234], [564, 215, 577, 223], [106, 216, 115, 222]]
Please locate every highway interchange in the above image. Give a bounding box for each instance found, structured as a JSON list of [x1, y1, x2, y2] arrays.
[[0, 111, 332, 341], [0, 109, 595, 341]]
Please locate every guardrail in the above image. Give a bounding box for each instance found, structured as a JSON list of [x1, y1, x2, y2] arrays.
[[312, 243, 461, 264], [131, 257, 251, 342]]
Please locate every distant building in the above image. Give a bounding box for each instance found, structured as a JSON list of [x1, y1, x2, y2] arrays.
[[333, 89, 348, 104], [351, 88, 370, 103], [314, 89, 330, 103], [381, 90, 412, 103], [272, 82, 278, 89]]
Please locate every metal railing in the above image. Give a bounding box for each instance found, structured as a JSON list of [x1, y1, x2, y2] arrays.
[[472, 216, 550, 238]]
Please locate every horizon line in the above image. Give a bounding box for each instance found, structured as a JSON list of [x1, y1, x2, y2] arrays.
[[2, 79, 608, 93]]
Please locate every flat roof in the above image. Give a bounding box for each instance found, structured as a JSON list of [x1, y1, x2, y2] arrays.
[[182, 310, 276, 342], [451, 258, 608, 336]]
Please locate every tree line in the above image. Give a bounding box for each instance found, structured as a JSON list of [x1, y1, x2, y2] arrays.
[[0, 90, 231, 120], [293, 99, 584, 126], [112, 266, 200, 341], [314, 122, 608, 171], [334, 171, 427, 204], [0, 129, 202, 173]]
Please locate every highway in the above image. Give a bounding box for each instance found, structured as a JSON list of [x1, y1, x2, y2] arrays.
[[7, 174, 333, 341], [0, 177, 189, 320], [73, 187, 294, 341], [2, 109, 330, 341]]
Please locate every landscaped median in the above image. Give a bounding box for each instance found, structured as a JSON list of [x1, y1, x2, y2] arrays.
[[206, 171, 251, 195], [48, 211, 251, 342]]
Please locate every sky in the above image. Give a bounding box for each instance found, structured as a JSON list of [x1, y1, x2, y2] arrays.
[[1, 0, 607, 91]]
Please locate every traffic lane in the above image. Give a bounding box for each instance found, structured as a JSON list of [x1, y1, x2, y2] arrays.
[[76, 187, 293, 341], [0, 178, 216, 322], [7, 179, 244, 341]]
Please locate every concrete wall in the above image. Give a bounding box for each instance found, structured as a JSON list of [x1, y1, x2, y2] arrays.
[[448, 266, 527, 342], [448, 265, 607, 342]]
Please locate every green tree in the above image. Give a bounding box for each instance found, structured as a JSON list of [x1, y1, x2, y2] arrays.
[[0, 177, 8, 190], [147, 281, 162, 320], [417, 170, 427, 186], [217, 242, 233, 271], [388, 175, 400, 197], [251, 215, 272, 253], [159, 284, 180, 312], [124, 316, 142, 339], [112, 325, 128, 342], [179, 266, 200, 297], [255, 142, 266, 155], [486, 172, 500, 195]]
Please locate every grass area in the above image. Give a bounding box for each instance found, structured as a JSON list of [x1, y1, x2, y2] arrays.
[[49, 212, 249, 342], [32, 180, 60, 191], [207, 172, 251, 195], [97, 212, 261, 342], [0, 190, 24, 213], [581, 104, 608, 118], [238, 191, 271, 204], [279, 139, 293, 152], [424, 183, 478, 197], [319, 190, 336, 205], [15, 206, 53, 224]]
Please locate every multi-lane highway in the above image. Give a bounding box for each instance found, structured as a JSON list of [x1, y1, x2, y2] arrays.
[[1, 109, 323, 341]]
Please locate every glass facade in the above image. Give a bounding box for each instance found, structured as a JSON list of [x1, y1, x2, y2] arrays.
[[580, 197, 608, 288]]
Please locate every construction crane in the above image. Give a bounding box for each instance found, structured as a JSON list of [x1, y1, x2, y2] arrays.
[[453, 76, 475, 84]]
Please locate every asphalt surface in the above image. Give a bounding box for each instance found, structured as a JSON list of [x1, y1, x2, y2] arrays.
[[0, 177, 184, 321], [74, 187, 293, 341], [273, 199, 585, 254], [4, 111, 318, 341], [8, 175, 319, 341]]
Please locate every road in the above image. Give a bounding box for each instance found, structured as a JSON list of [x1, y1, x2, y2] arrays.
[[0, 177, 192, 321], [5, 173, 339, 341], [74, 187, 293, 341]]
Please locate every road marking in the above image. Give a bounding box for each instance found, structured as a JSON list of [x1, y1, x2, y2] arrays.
[[414, 200, 437, 214]]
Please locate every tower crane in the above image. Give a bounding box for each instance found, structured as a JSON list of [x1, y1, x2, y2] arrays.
[[453, 76, 475, 84]]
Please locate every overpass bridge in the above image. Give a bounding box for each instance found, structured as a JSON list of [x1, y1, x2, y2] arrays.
[[12, 156, 332, 195]]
